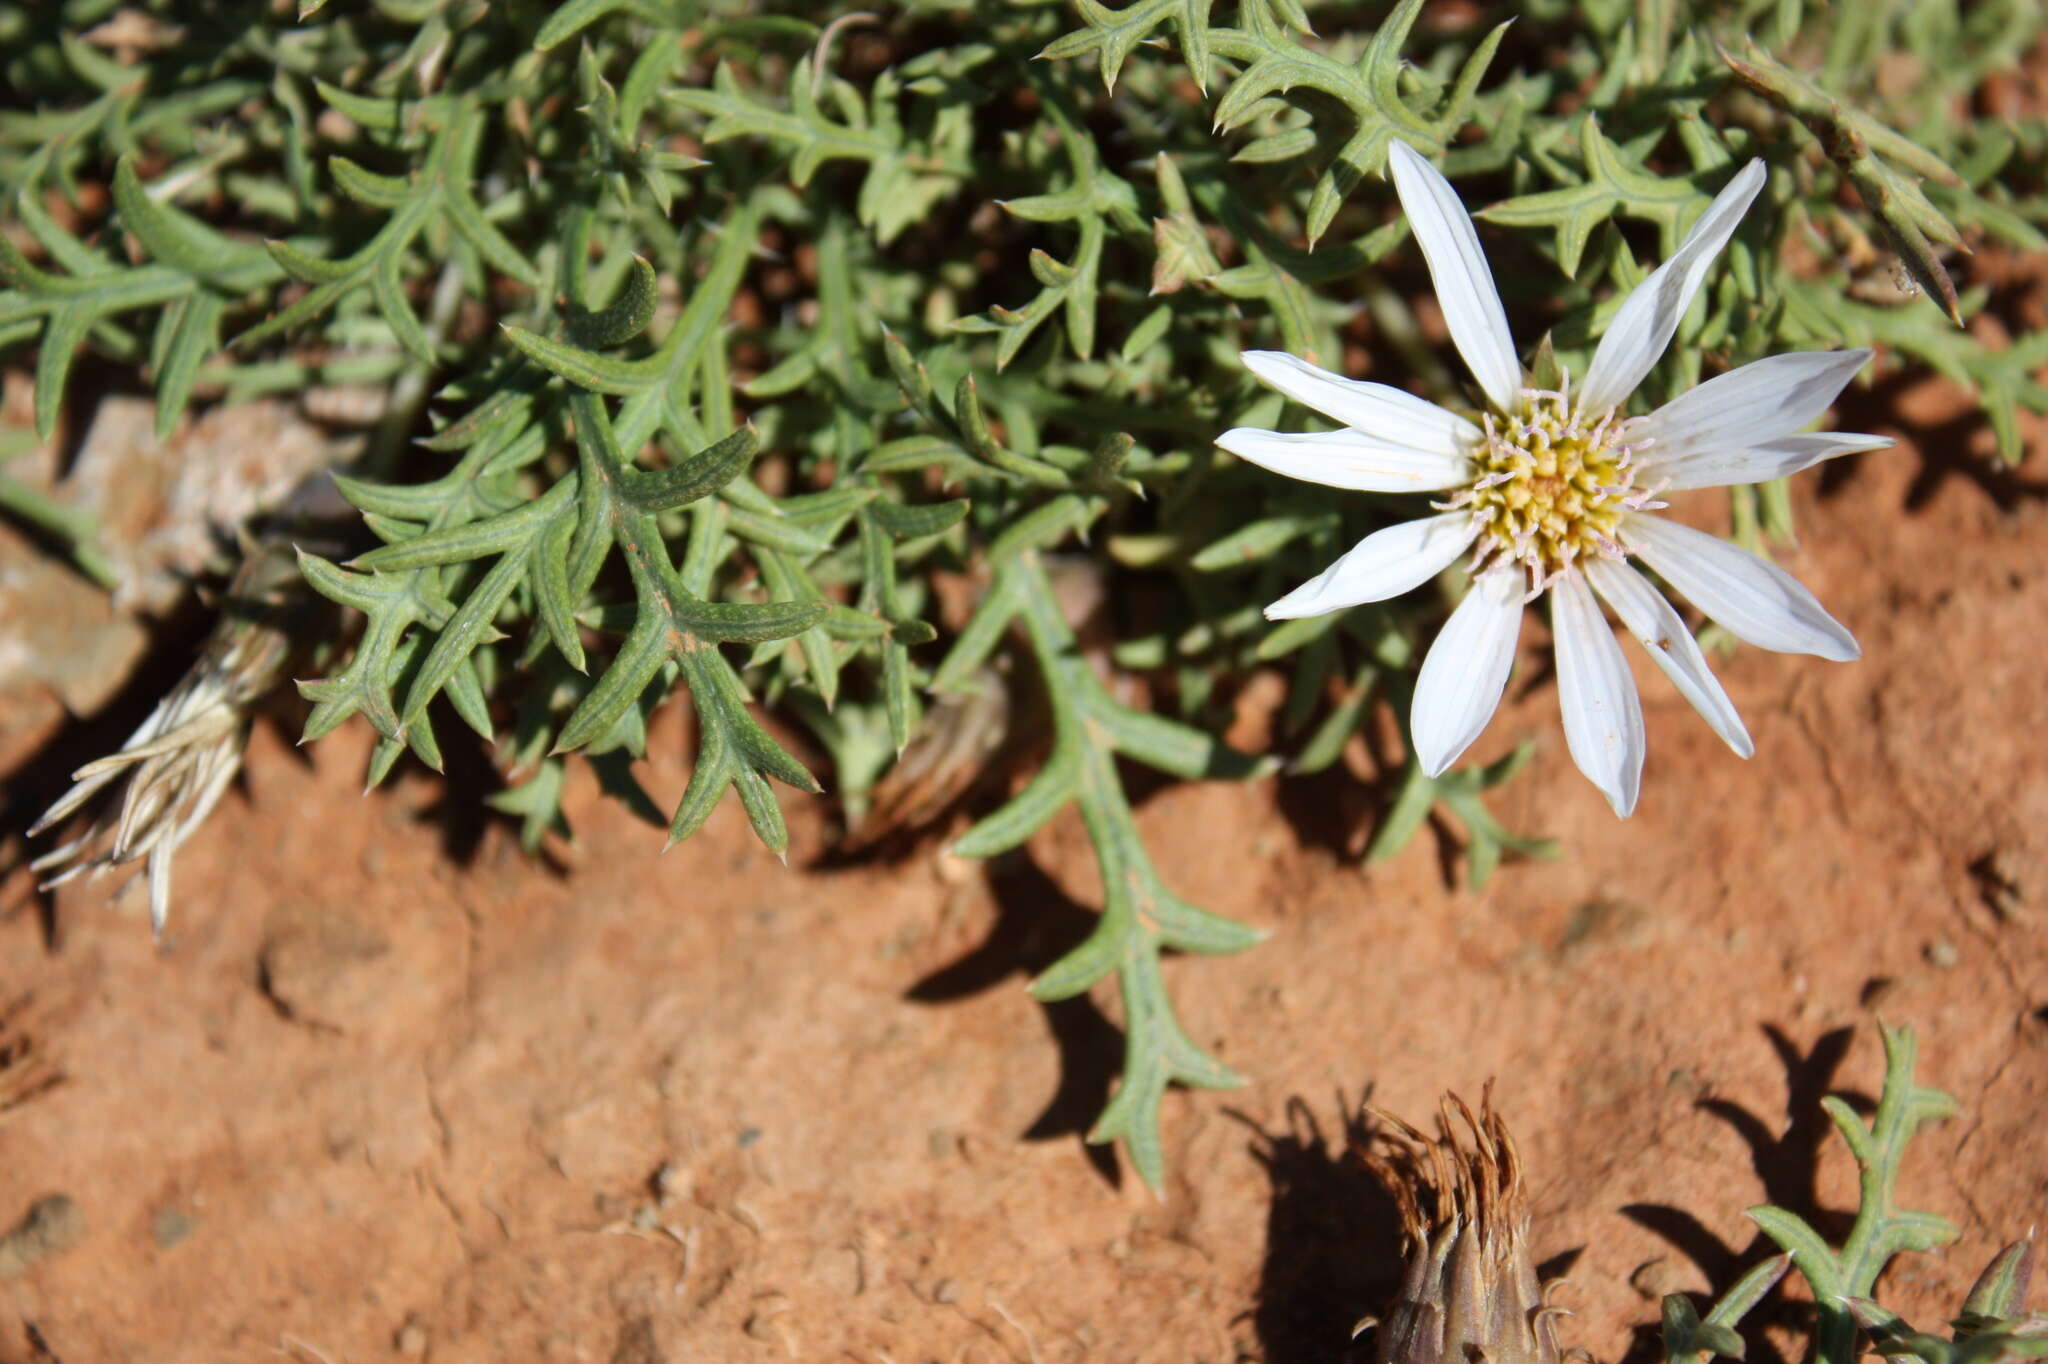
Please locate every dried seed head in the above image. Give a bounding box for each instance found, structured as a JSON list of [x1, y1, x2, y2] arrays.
[[27, 540, 319, 935], [837, 662, 1011, 851], [1359, 1091, 1563, 1364]]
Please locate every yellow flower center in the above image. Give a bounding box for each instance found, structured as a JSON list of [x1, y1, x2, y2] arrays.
[[1447, 386, 1649, 584]]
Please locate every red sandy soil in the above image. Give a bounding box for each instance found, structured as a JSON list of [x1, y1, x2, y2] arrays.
[[1, 369, 2044, 1363]]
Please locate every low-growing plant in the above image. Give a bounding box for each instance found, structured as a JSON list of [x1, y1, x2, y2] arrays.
[[1365, 1027, 2027, 1364], [6, 0, 2044, 1186], [1659, 1023, 2038, 1364]]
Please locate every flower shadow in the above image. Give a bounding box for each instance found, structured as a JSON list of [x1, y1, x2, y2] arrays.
[[1227, 1094, 1405, 1364], [1823, 372, 2048, 512]]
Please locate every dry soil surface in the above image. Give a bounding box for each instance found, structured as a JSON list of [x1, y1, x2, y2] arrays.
[[2, 373, 2045, 1363]]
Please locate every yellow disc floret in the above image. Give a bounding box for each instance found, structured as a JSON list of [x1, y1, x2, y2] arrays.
[[1442, 382, 1654, 587]]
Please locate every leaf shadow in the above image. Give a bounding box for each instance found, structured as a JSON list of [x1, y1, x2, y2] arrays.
[[1271, 763, 1383, 864], [903, 851, 1123, 1189], [1700, 1024, 1866, 1243], [1619, 1023, 1868, 1364], [1822, 371, 2048, 512], [402, 713, 505, 869]]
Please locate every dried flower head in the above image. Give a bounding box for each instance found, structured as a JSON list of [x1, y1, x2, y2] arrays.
[[839, 663, 1012, 851], [28, 540, 314, 935], [1359, 1092, 1564, 1364]]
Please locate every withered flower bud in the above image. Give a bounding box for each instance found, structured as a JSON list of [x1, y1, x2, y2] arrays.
[[1847, 1236, 2048, 1364], [1359, 1092, 1565, 1364]]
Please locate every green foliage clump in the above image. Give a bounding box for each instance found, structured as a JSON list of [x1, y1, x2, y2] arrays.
[[4, 0, 2044, 1185]]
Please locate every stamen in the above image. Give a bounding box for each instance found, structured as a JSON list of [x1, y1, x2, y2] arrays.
[[1459, 382, 1639, 582]]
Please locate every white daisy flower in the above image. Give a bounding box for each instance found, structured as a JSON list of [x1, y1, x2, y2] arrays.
[[1217, 140, 1890, 817]]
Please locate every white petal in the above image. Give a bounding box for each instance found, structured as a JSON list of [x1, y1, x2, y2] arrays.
[[1647, 431, 1894, 492], [1638, 349, 1875, 461], [1584, 556, 1753, 758], [1578, 159, 1767, 415], [1410, 565, 1524, 776], [1386, 140, 1522, 414], [1216, 426, 1469, 492], [1241, 350, 1480, 454], [1265, 512, 1479, 619], [1550, 570, 1646, 817], [1624, 513, 1859, 661]]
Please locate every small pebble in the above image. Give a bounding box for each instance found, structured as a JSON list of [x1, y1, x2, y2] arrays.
[[0, 1195, 84, 1279], [151, 1207, 196, 1250]]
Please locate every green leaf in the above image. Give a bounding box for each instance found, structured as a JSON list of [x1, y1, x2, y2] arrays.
[[534, 0, 663, 50], [1746, 1024, 1960, 1364], [1666, 1255, 1793, 1364], [111, 158, 279, 290], [351, 479, 576, 572], [672, 597, 830, 645], [569, 255, 660, 349], [0, 228, 193, 442], [1482, 116, 1713, 278], [149, 292, 226, 438], [867, 496, 968, 539], [234, 104, 538, 355], [329, 156, 412, 208], [944, 553, 1260, 1189], [488, 759, 572, 852], [555, 608, 669, 754], [500, 323, 651, 394], [1662, 1294, 1747, 1363], [1721, 40, 1969, 323], [0, 472, 117, 589], [673, 58, 968, 246], [1960, 1241, 2035, 1330], [619, 428, 758, 512]]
